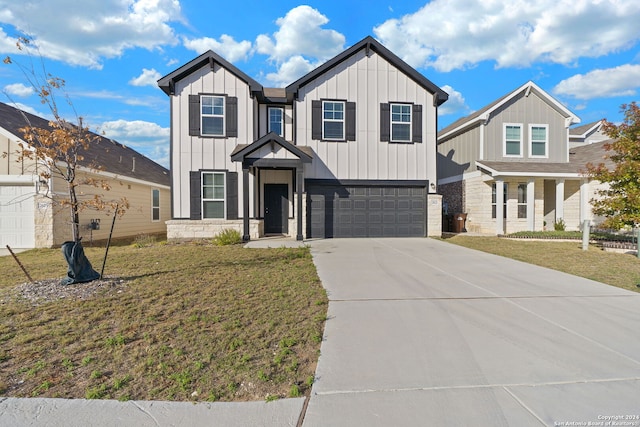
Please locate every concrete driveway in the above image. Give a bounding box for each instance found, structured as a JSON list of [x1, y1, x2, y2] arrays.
[[303, 238, 640, 427]]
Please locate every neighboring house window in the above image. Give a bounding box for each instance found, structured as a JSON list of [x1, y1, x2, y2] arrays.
[[152, 189, 160, 221], [322, 101, 345, 140], [202, 172, 225, 219], [517, 183, 527, 218], [390, 104, 412, 142], [492, 183, 508, 219], [268, 107, 284, 137], [530, 125, 548, 157], [201, 95, 225, 136], [504, 124, 522, 156]]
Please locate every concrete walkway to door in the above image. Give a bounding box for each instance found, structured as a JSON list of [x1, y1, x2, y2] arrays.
[[303, 238, 640, 426]]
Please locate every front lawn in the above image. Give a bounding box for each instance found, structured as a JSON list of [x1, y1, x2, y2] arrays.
[[0, 241, 327, 402], [445, 235, 640, 292]]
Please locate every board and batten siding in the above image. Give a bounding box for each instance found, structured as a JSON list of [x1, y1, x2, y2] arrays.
[[294, 48, 438, 183], [437, 125, 481, 180], [171, 63, 255, 219], [484, 90, 569, 163]]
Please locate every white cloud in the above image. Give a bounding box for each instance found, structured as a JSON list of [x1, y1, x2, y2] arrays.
[[0, 0, 183, 69], [129, 68, 162, 87], [373, 0, 640, 72], [438, 85, 469, 116], [264, 56, 317, 87], [3, 82, 34, 97], [553, 64, 640, 100], [100, 119, 169, 167], [256, 5, 345, 64], [183, 34, 252, 62]]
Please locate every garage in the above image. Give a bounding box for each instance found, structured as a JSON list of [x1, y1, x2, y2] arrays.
[[0, 184, 36, 249], [306, 181, 427, 238]]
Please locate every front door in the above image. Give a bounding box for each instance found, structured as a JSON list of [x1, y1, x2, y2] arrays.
[[264, 184, 289, 234]]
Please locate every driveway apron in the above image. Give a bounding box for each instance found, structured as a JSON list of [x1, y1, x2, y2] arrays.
[[303, 238, 640, 427]]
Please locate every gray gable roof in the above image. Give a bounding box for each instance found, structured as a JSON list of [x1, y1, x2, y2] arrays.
[[0, 102, 170, 186], [570, 120, 603, 137], [158, 50, 263, 96], [438, 81, 580, 141], [285, 36, 449, 105]]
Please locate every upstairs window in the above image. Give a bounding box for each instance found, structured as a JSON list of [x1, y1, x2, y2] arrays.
[[202, 172, 225, 219], [201, 95, 225, 136], [268, 107, 284, 137], [530, 125, 548, 157], [323, 101, 345, 140], [504, 124, 522, 157], [390, 104, 412, 142]]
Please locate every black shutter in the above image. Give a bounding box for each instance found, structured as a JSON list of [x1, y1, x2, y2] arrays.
[[312, 100, 322, 140], [380, 103, 390, 142], [190, 171, 201, 220], [226, 96, 238, 138], [189, 95, 200, 136], [226, 171, 238, 220], [413, 104, 423, 143], [346, 102, 356, 141]]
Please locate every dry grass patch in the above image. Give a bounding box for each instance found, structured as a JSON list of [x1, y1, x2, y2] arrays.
[[0, 241, 327, 402], [444, 235, 640, 292]]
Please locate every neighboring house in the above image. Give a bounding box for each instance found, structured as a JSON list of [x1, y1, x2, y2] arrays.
[[0, 102, 170, 248], [437, 81, 599, 234], [569, 120, 607, 148], [158, 36, 448, 240]]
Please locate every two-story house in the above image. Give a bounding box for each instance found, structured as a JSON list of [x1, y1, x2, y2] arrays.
[[437, 81, 592, 234], [158, 36, 448, 241]]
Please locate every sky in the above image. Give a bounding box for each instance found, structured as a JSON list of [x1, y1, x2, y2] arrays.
[[1, 0, 640, 168]]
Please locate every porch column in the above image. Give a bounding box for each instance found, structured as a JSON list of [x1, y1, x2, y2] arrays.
[[580, 179, 590, 227], [555, 179, 565, 224], [527, 179, 535, 231], [296, 167, 304, 241], [495, 179, 504, 235], [242, 166, 250, 242]]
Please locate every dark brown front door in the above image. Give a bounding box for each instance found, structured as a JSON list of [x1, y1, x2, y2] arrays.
[[264, 184, 288, 234]]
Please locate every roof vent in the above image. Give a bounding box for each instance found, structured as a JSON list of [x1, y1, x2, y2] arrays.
[[132, 156, 136, 172]]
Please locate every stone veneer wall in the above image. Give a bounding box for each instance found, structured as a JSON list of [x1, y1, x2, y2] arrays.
[[427, 193, 443, 237], [166, 219, 263, 241], [34, 193, 55, 248], [439, 181, 464, 216]]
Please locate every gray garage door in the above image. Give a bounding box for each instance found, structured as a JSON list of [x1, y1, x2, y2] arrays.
[[306, 184, 427, 238]]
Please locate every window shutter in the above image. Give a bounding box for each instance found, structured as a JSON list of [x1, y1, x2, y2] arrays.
[[226, 171, 238, 220], [412, 104, 423, 143], [189, 95, 200, 136], [190, 171, 201, 220], [380, 103, 390, 142], [312, 100, 322, 140], [226, 96, 238, 138], [346, 102, 356, 141]]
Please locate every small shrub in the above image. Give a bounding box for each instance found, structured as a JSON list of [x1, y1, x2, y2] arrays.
[[554, 218, 566, 231], [289, 384, 301, 398], [213, 229, 242, 246]]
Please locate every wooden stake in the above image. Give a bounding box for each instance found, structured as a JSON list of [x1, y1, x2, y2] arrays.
[[6, 245, 34, 283]]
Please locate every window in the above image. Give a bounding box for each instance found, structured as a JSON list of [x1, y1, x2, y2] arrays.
[[504, 124, 522, 156], [530, 125, 548, 157], [322, 101, 345, 140], [517, 183, 527, 218], [391, 104, 412, 142], [152, 189, 160, 221], [202, 172, 225, 219], [268, 107, 284, 137], [201, 95, 225, 136], [492, 183, 508, 219]]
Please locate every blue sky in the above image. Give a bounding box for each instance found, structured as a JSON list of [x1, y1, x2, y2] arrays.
[[1, 0, 640, 168]]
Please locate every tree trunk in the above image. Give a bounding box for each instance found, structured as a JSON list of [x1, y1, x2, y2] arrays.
[[68, 181, 80, 242]]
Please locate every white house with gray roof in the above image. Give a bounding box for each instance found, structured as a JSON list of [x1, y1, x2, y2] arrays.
[[436, 81, 603, 234], [158, 36, 448, 241]]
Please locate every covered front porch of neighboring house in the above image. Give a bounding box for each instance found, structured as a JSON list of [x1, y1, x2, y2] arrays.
[[230, 132, 313, 241], [474, 161, 592, 235]]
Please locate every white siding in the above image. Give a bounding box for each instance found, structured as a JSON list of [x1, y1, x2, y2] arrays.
[[171, 63, 254, 219], [294, 49, 438, 184]]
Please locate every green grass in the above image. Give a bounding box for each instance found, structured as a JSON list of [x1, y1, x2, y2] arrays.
[[444, 235, 640, 292], [0, 241, 327, 402]]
